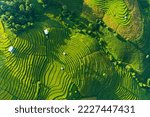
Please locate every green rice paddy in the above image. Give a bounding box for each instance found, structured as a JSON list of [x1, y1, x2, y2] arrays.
[[0, 0, 150, 100]]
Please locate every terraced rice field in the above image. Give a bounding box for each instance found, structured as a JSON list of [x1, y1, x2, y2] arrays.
[[0, 0, 150, 100]]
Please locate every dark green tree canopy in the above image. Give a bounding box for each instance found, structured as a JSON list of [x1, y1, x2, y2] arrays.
[[0, 0, 35, 33]]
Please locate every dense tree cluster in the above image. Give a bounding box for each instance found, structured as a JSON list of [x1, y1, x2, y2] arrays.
[[0, 0, 35, 33]]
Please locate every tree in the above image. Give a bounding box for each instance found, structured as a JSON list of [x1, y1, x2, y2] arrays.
[[0, 0, 35, 34], [19, 4, 25, 11]]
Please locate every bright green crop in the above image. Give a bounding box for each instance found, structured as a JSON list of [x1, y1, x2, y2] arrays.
[[0, 0, 150, 100]]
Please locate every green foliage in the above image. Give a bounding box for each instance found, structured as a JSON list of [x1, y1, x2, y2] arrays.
[[0, 0, 149, 100], [0, 0, 35, 33], [19, 4, 25, 11]]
